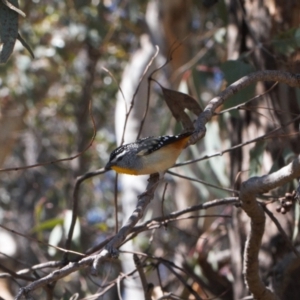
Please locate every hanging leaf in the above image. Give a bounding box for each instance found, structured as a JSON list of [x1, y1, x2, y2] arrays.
[[17, 33, 34, 58], [160, 86, 203, 130], [1, 0, 25, 17], [0, 0, 19, 63], [0, 0, 33, 63], [220, 60, 256, 117]]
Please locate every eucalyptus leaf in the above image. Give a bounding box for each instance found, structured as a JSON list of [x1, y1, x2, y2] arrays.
[[2, 0, 25, 17], [17, 33, 34, 58], [220, 60, 256, 117], [0, 1, 33, 63], [0, 0, 19, 63]]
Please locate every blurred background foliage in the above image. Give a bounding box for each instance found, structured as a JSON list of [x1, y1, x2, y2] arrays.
[[0, 0, 300, 299]]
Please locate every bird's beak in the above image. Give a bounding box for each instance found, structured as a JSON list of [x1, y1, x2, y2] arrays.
[[105, 161, 112, 170]]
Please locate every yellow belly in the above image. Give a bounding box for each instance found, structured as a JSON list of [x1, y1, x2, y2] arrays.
[[111, 166, 139, 175]]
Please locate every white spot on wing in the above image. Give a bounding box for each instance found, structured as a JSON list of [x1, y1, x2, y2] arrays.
[[137, 149, 148, 156]]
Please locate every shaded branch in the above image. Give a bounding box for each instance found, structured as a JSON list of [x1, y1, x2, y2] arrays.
[[65, 168, 106, 254], [134, 254, 153, 300], [92, 173, 160, 272], [240, 155, 300, 299], [263, 205, 299, 258], [15, 255, 96, 300], [192, 70, 300, 144], [15, 70, 300, 298]]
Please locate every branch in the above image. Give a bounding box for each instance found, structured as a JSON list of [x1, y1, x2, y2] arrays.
[[134, 254, 153, 300], [15, 255, 95, 300], [240, 155, 300, 299], [15, 70, 300, 298], [263, 205, 299, 258], [192, 70, 300, 144], [91, 173, 160, 272], [64, 168, 106, 254], [127, 197, 238, 240], [89, 70, 300, 280]]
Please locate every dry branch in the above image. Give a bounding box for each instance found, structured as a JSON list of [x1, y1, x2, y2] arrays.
[[15, 70, 300, 298], [240, 156, 300, 299]]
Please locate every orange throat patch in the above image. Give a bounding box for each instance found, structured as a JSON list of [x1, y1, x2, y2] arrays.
[[111, 166, 139, 175]]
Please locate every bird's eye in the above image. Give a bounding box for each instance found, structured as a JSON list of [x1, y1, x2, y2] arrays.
[[116, 155, 124, 161], [110, 151, 126, 163]]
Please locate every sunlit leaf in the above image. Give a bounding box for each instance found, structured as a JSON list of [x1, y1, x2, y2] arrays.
[[31, 218, 64, 233]]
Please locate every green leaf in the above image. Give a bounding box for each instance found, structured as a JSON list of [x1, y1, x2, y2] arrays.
[[268, 160, 279, 174], [31, 218, 64, 233], [1, 0, 25, 17], [272, 27, 300, 55], [0, 0, 19, 63], [220, 60, 256, 117], [249, 141, 266, 176], [295, 28, 300, 47], [205, 121, 229, 187], [282, 147, 294, 164]]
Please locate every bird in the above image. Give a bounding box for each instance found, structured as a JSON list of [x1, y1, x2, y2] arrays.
[[105, 131, 193, 176]]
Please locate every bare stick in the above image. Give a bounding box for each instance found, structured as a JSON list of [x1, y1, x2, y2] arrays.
[[192, 70, 300, 144], [178, 114, 300, 167], [92, 173, 160, 272], [263, 205, 299, 258], [134, 254, 152, 300], [65, 168, 106, 253]]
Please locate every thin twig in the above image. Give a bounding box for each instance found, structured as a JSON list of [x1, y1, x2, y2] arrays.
[[127, 197, 238, 241], [161, 260, 202, 300], [102, 67, 126, 111], [167, 170, 238, 194], [239, 155, 300, 299], [192, 70, 300, 145], [161, 182, 168, 220], [216, 82, 278, 115], [64, 168, 106, 254], [91, 173, 160, 272], [122, 46, 159, 143], [0, 224, 84, 257], [262, 205, 300, 258], [0, 99, 96, 172], [177, 114, 300, 167], [134, 254, 152, 300], [136, 46, 160, 139]]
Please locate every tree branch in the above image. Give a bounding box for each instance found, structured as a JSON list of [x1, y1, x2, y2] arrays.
[[91, 173, 160, 272], [240, 155, 300, 299], [192, 70, 300, 144], [15, 70, 300, 298]]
